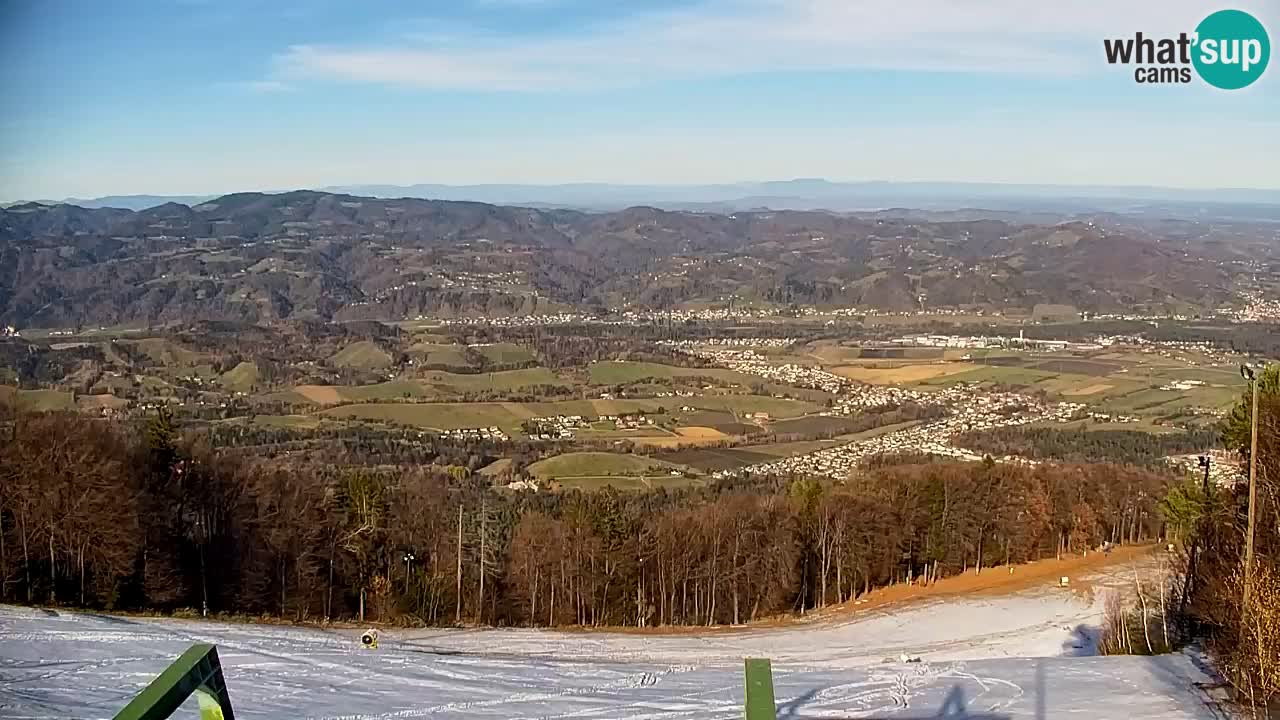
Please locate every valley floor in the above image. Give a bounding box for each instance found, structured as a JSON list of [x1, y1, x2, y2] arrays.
[[0, 563, 1224, 719]]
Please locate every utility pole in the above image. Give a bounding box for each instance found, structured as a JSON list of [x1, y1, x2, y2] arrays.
[[1241, 365, 1260, 619], [456, 505, 463, 625], [478, 498, 488, 623]]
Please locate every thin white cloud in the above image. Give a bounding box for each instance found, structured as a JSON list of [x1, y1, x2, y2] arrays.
[[241, 80, 296, 93], [269, 0, 1268, 91]]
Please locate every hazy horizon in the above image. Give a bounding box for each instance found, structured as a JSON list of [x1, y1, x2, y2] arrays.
[[7, 177, 1280, 210], [2, 1, 1277, 201]]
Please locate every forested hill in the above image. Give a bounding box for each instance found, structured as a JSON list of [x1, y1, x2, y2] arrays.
[[0, 190, 1254, 328], [1, 410, 1174, 626]]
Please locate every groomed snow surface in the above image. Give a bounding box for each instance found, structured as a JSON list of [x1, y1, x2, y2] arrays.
[[1, 574, 1223, 719]]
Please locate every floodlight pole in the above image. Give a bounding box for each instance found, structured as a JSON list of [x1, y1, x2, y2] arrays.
[[1242, 367, 1259, 619], [403, 552, 415, 595]]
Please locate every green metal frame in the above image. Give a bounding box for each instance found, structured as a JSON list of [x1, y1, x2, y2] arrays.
[[743, 657, 775, 720], [114, 643, 235, 720]]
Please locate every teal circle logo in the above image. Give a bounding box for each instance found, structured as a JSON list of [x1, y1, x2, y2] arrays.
[[1193, 9, 1270, 89]]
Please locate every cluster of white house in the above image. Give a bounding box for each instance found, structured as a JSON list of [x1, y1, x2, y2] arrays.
[[440, 426, 509, 442], [1171, 453, 1247, 488], [662, 345, 850, 394], [1159, 379, 1206, 391], [604, 413, 657, 430], [717, 394, 1086, 480], [523, 412, 657, 441], [830, 384, 927, 413], [661, 337, 797, 348], [430, 313, 593, 326], [1085, 411, 1142, 423], [1222, 291, 1280, 323], [887, 332, 1104, 352], [525, 414, 590, 441]]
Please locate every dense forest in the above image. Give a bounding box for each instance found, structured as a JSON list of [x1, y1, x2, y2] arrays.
[[1, 407, 1175, 628], [955, 426, 1221, 468]]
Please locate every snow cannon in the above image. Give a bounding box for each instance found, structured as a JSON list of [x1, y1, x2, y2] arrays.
[[360, 629, 379, 649]]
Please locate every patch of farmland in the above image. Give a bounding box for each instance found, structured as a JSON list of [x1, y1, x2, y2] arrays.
[[687, 394, 819, 418], [1062, 383, 1113, 396], [1027, 358, 1124, 376], [527, 451, 686, 480], [659, 447, 775, 471], [767, 415, 867, 436], [674, 426, 729, 440], [329, 340, 394, 369], [320, 402, 522, 431], [420, 367, 561, 392], [338, 380, 431, 402], [474, 342, 536, 365], [408, 342, 471, 368], [922, 365, 1063, 388], [76, 393, 129, 412], [219, 361, 259, 393], [588, 360, 751, 385], [292, 385, 344, 405], [832, 362, 979, 385], [0, 386, 75, 411]]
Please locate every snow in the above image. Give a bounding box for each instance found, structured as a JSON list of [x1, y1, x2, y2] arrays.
[[0, 580, 1222, 719]]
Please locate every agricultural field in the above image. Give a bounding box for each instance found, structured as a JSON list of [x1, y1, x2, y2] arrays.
[[588, 360, 752, 385], [320, 402, 526, 431], [808, 343, 945, 364], [0, 386, 76, 411], [128, 337, 205, 366], [831, 362, 978, 384], [330, 380, 432, 403], [76, 393, 130, 413], [626, 426, 734, 448], [526, 452, 694, 489], [328, 341, 394, 369], [683, 394, 820, 418], [407, 342, 471, 368], [921, 364, 1070, 388], [659, 437, 848, 471], [419, 367, 563, 392], [318, 397, 735, 432], [1026, 358, 1123, 376], [219, 361, 259, 393], [474, 342, 536, 365], [292, 369, 567, 406], [767, 415, 867, 436], [476, 458, 512, 476], [903, 349, 1244, 421], [578, 426, 676, 442]]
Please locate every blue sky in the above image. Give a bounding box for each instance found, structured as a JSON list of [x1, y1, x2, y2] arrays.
[[1, 0, 1277, 200]]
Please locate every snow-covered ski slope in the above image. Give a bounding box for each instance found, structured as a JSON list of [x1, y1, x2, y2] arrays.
[[0, 577, 1221, 719]]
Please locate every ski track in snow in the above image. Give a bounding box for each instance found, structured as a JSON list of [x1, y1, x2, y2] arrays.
[[0, 580, 1222, 719]]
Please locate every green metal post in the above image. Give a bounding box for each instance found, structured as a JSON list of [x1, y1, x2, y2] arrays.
[[743, 657, 775, 720], [114, 643, 235, 720]]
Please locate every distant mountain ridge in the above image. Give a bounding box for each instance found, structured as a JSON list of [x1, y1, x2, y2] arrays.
[[1, 189, 1268, 329], [9, 180, 1280, 218]]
